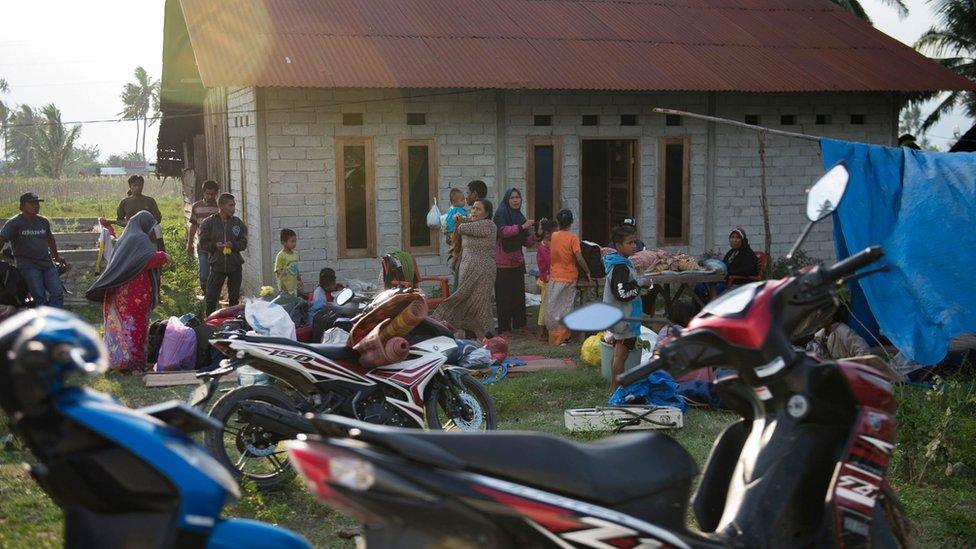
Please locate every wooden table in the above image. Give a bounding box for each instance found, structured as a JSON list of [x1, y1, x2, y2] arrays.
[[642, 271, 726, 316]]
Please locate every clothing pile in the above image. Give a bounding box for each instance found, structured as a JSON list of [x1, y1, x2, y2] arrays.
[[627, 249, 704, 274]]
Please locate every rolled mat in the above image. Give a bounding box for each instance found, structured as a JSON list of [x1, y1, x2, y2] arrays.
[[355, 320, 410, 368], [380, 298, 429, 340]]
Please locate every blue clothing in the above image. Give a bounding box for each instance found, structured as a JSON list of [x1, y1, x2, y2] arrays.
[[821, 138, 976, 365], [602, 252, 642, 336], [609, 370, 687, 412], [444, 205, 467, 235], [197, 251, 210, 287], [21, 264, 64, 308]]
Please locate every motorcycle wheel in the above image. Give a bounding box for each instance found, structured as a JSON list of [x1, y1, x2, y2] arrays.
[[204, 384, 299, 491], [871, 482, 913, 548], [424, 373, 496, 431]]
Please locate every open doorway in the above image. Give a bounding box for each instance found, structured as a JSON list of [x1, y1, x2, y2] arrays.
[[581, 139, 637, 245]]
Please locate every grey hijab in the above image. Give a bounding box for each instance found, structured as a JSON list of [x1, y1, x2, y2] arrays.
[[86, 211, 161, 306]]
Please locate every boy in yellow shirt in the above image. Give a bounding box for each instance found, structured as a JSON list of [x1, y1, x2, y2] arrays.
[[274, 228, 301, 295]]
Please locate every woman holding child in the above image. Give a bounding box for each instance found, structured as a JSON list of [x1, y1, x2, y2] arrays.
[[432, 199, 497, 339]]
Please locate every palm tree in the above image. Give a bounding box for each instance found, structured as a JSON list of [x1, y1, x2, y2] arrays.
[[830, 0, 908, 23], [33, 104, 81, 179], [0, 78, 10, 168], [8, 104, 38, 176], [913, 0, 976, 130], [118, 67, 159, 160]]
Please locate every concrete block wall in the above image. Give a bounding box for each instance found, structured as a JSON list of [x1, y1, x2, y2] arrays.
[[239, 87, 895, 284], [261, 88, 497, 287], [227, 86, 263, 291]]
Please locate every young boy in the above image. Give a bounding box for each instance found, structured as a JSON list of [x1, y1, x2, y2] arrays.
[[312, 267, 344, 304], [535, 219, 557, 341], [444, 188, 468, 246], [603, 224, 652, 392], [274, 229, 301, 295]]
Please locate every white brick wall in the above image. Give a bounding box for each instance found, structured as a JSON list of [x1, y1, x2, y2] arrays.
[[239, 88, 894, 285], [227, 86, 263, 292]]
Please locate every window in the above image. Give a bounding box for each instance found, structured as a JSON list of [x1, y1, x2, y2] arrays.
[[526, 137, 562, 223], [399, 139, 438, 253], [744, 114, 759, 125], [582, 114, 599, 126], [780, 114, 796, 126], [335, 137, 375, 258], [342, 113, 363, 126], [657, 137, 690, 245], [665, 114, 682, 126], [621, 114, 638, 126], [850, 114, 865, 125], [406, 113, 426, 126], [534, 115, 552, 126], [816, 114, 831, 125]]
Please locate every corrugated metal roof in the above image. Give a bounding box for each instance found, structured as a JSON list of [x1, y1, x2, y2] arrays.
[[176, 0, 975, 92]]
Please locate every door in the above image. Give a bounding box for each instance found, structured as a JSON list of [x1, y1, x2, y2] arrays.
[[581, 139, 637, 245], [607, 140, 636, 236]]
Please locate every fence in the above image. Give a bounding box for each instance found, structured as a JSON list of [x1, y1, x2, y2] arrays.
[[0, 176, 183, 203]]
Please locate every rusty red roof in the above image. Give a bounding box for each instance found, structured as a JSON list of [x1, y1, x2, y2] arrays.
[[174, 0, 975, 92]]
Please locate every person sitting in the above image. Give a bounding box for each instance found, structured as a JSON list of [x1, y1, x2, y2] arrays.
[[696, 227, 759, 302], [312, 268, 344, 304], [806, 308, 871, 360]]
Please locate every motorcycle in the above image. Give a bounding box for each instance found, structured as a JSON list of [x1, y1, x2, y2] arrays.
[[0, 308, 309, 548], [284, 163, 912, 547], [197, 286, 497, 490]]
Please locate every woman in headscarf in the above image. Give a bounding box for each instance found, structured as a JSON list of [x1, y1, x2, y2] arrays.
[[86, 210, 169, 372], [493, 188, 536, 335], [433, 199, 497, 339], [723, 227, 758, 282]]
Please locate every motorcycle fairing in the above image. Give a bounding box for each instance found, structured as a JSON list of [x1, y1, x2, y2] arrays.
[[370, 355, 447, 425]]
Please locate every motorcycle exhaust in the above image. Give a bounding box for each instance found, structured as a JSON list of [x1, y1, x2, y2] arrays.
[[237, 401, 314, 439]]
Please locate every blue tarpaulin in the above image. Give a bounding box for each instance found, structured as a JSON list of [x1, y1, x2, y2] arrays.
[[820, 138, 976, 365]]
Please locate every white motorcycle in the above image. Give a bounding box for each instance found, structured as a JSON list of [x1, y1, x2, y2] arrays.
[[195, 287, 496, 490]]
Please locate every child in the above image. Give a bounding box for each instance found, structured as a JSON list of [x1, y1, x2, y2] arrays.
[[604, 224, 652, 391], [312, 267, 344, 304], [656, 299, 696, 350], [535, 219, 557, 341], [544, 209, 592, 345], [444, 188, 468, 246], [274, 229, 301, 295]]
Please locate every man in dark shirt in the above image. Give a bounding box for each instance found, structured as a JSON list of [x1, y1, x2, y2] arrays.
[[117, 174, 164, 251], [199, 193, 248, 315], [0, 193, 65, 307]]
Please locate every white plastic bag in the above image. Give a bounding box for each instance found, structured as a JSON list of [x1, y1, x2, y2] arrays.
[[426, 198, 441, 228], [245, 299, 296, 339], [321, 327, 350, 346]]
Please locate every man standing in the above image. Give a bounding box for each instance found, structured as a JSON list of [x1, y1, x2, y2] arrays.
[[186, 180, 220, 294], [199, 193, 247, 315], [117, 175, 164, 251], [0, 193, 65, 307]]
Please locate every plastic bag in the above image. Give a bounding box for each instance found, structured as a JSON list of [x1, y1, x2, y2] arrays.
[[321, 327, 350, 346], [245, 299, 296, 339], [426, 198, 442, 228], [580, 334, 603, 367], [458, 347, 493, 370], [154, 317, 198, 372], [482, 336, 509, 364], [609, 370, 687, 412]]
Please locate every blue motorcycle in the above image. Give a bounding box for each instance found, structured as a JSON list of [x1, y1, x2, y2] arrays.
[[0, 307, 310, 548]]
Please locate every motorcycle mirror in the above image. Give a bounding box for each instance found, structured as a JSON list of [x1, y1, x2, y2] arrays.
[[335, 288, 355, 306], [806, 162, 849, 222], [561, 303, 623, 332], [787, 162, 850, 263]]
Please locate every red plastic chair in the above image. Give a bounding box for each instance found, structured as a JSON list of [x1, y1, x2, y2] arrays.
[[727, 251, 768, 286], [381, 252, 450, 308]]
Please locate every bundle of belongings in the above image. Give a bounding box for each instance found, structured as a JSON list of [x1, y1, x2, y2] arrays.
[[601, 248, 709, 275], [348, 289, 428, 368]]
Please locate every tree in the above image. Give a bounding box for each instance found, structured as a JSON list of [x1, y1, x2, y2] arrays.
[[119, 67, 159, 160], [899, 104, 936, 150], [912, 0, 976, 131], [829, 0, 908, 23], [7, 104, 38, 176], [65, 143, 101, 176], [32, 104, 81, 179], [0, 78, 9, 169], [106, 151, 146, 167]]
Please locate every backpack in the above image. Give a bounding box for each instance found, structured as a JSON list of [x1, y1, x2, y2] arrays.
[[0, 262, 30, 307], [580, 240, 607, 279]]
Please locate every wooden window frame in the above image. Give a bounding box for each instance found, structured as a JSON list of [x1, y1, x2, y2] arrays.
[[657, 137, 691, 247], [399, 138, 439, 255], [335, 137, 376, 259], [525, 136, 562, 223]]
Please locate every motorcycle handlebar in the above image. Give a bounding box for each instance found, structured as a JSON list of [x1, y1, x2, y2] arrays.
[[821, 246, 883, 283]]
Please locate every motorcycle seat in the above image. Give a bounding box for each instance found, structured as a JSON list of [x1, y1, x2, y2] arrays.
[[312, 415, 696, 505], [236, 334, 359, 361]]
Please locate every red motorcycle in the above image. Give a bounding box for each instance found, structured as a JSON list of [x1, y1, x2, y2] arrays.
[[285, 163, 911, 547]]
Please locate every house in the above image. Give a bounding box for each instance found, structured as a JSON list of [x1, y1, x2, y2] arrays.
[[950, 124, 976, 153], [156, 0, 974, 291]]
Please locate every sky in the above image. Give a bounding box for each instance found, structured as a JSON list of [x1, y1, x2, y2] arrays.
[[0, 0, 971, 161]]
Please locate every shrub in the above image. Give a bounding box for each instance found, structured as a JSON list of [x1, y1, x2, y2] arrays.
[[768, 250, 821, 279]]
